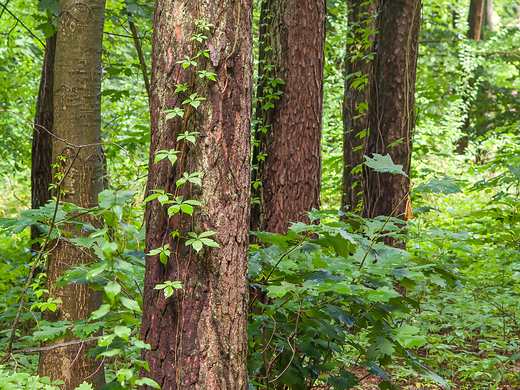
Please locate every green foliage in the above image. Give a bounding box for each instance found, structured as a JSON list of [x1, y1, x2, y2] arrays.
[[0, 366, 59, 389], [2, 0, 520, 389], [248, 210, 452, 389]]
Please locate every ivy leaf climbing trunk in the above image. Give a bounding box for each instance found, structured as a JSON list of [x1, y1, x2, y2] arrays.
[[343, 0, 421, 227], [37, 0, 106, 388], [139, 0, 252, 389], [251, 0, 326, 234]]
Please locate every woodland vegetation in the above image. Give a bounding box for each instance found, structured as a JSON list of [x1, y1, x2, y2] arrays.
[[0, 0, 520, 389]]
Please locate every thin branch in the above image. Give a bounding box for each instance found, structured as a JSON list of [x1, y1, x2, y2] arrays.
[[486, 50, 520, 60], [358, 192, 409, 270], [104, 30, 145, 39], [0, 0, 11, 20], [128, 21, 150, 99], [0, 150, 80, 364], [0, 1, 46, 49], [1, 109, 140, 177], [9, 330, 139, 355], [249, 234, 308, 311]]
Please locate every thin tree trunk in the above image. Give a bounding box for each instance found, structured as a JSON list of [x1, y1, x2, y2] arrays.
[[345, 0, 421, 226], [31, 32, 56, 250], [128, 20, 150, 100], [342, 0, 376, 214], [251, 0, 325, 234], [139, 0, 252, 388], [468, 0, 485, 41], [483, 0, 494, 31], [37, 0, 106, 388]]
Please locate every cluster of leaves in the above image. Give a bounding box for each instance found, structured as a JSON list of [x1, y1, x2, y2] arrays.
[[248, 209, 451, 389]]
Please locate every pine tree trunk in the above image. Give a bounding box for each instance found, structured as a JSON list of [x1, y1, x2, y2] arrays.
[[342, 0, 376, 214], [251, 0, 325, 234], [37, 0, 106, 388], [139, 0, 252, 388], [343, 0, 421, 226], [31, 32, 56, 250]]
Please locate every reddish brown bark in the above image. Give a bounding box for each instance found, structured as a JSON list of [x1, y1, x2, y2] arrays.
[[38, 0, 106, 387], [140, 0, 252, 388], [343, 0, 421, 223], [251, 0, 325, 234], [31, 33, 56, 249]]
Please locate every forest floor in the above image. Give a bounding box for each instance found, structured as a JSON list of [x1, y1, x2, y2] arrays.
[[353, 366, 520, 389]]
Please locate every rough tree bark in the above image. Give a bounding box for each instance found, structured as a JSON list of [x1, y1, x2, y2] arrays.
[[251, 0, 325, 234], [139, 0, 252, 388], [37, 0, 106, 388], [343, 0, 421, 223], [31, 32, 56, 249], [341, 0, 376, 214]]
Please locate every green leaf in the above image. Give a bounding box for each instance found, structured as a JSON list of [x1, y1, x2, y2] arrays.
[[200, 238, 219, 247], [159, 252, 168, 264], [114, 325, 131, 341], [191, 240, 203, 252], [120, 296, 141, 312], [135, 378, 160, 388], [198, 230, 216, 238], [104, 281, 121, 303], [366, 287, 401, 302], [91, 304, 111, 319], [180, 204, 194, 215], [74, 382, 94, 390], [364, 154, 408, 177]]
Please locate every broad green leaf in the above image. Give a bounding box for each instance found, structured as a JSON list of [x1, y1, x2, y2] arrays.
[[364, 154, 408, 177]]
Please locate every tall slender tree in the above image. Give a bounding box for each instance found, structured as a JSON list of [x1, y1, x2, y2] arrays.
[[31, 31, 55, 250], [468, 0, 485, 41], [251, 0, 326, 234], [139, 0, 252, 388], [343, 0, 421, 223], [342, 0, 376, 214], [37, 0, 106, 387]]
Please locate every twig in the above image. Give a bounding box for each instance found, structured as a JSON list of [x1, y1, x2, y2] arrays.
[[1, 109, 140, 177], [52, 341, 83, 386], [104, 31, 146, 40], [249, 234, 308, 311], [128, 21, 150, 99], [0, 150, 80, 364], [358, 192, 409, 270], [9, 331, 138, 355], [0, 1, 46, 49]]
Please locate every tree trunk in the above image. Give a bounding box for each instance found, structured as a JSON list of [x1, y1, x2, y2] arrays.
[[139, 0, 252, 388], [483, 0, 494, 32], [31, 32, 56, 250], [251, 0, 325, 234], [37, 0, 106, 388], [468, 0, 485, 41], [343, 0, 421, 224], [342, 0, 376, 214]]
